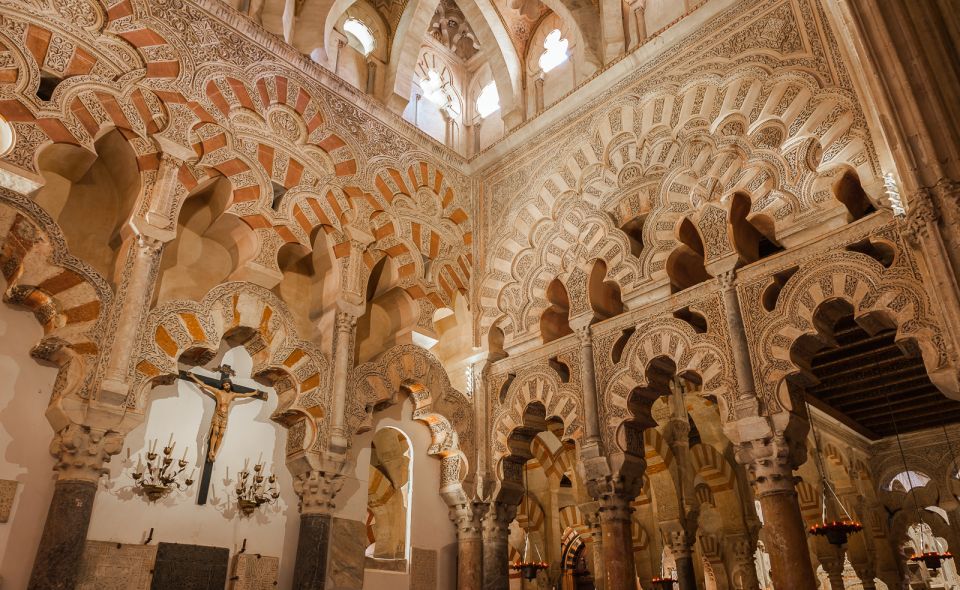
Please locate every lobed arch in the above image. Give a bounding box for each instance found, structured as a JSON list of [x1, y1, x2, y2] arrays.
[[349, 344, 474, 500], [479, 69, 880, 345], [753, 250, 958, 416], [131, 282, 330, 457], [601, 318, 735, 457], [0, 186, 112, 421], [490, 364, 584, 480]]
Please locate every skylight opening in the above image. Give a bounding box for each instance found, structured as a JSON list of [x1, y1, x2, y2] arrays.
[[539, 29, 569, 73], [344, 18, 376, 56], [886, 470, 931, 492], [420, 70, 449, 108], [476, 82, 499, 118]]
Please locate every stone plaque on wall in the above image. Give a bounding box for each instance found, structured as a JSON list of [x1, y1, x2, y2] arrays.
[[77, 541, 158, 590], [0, 479, 17, 522], [230, 553, 279, 590], [150, 542, 229, 590], [410, 548, 437, 590], [326, 517, 365, 589]]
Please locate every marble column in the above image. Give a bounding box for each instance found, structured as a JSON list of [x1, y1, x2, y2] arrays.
[[291, 468, 344, 589], [819, 548, 846, 590], [738, 439, 817, 590], [329, 309, 358, 452], [482, 502, 517, 590], [585, 509, 606, 590], [727, 535, 761, 590], [597, 493, 637, 590], [29, 424, 123, 590], [574, 325, 602, 447], [451, 502, 487, 590], [667, 534, 699, 590]]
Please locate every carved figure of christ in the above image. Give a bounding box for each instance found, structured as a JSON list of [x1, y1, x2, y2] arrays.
[[178, 365, 268, 505]]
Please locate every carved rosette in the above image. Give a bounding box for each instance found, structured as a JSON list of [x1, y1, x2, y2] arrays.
[[50, 424, 124, 484]]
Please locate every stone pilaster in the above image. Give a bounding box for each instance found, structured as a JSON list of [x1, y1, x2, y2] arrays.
[[329, 309, 358, 452], [291, 469, 345, 589], [736, 437, 817, 590], [29, 424, 123, 590], [481, 501, 517, 590], [450, 501, 487, 590]]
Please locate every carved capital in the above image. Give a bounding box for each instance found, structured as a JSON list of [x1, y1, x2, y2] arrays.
[[449, 501, 488, 540], [664, 528, 695, 557], [597, 492, 633, 524], [717, 269, 737, 290], [574, 324, 592, 346], [293, 469, 345, 515], [481, 501, 517, 539], [334, 310, 358, 334], [50, 424, 124, 484], [735, 436, 801, 497], [902, 188, 939, 243]]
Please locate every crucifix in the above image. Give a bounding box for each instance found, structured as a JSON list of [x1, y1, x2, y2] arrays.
[[177, 364, 269, 505]]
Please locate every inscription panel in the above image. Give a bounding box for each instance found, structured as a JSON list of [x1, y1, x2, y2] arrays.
[[77, 541, 158, 590], [230, 553, 279, 590], [410, 547, 437, 590], [150, 542, 229, 590]]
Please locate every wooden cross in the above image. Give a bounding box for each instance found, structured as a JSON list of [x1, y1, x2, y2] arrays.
[[177, 365, 269, 505]]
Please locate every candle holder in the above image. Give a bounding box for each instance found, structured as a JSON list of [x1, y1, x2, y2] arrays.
[[651, 577, 677, 590], [910, 550, 954, 574], [235, 458, 280, 516], [808, 519, 863, 547], [130, 435, 195, 502], [510, 560, 547, 581]]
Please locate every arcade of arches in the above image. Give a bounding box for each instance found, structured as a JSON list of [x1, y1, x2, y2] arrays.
[[0, 0, 959, 589]]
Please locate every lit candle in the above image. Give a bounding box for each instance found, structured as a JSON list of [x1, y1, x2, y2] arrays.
[[257, 452, 263, 466], [243, 457, 249, 470]]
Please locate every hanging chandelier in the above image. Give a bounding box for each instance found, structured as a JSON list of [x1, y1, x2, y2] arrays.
[[235, 457, 280, 516], [130, 435, 195, 502], [805, 402, 862, 547], [651, 576, 677, 589], [510, 464, 548, 581], [886, 395, 954, 574]]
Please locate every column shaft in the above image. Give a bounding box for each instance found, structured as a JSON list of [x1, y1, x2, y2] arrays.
[[674, 553, 699, 590], [329, 311, 357, 451], [598, 495, 637, 590], [28, 481, 97, 590], [757, 490, 817, 589], [482, 503, 514, 590], [293, 513, 332, 589], [458, 536, 483, 590]]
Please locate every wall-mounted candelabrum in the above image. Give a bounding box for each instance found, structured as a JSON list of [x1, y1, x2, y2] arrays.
[[235, 456, 279, 517], [129, 434, 195, 502]]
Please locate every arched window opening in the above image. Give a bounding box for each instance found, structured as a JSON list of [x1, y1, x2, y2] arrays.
[[476, 82, 500, 118], [666, 217, 711, 293], [588, 260, 624, 322], [344, 18, 376, 56], [760, 266, 799, 312], [611, 327, 635, 364], [420, 70, 450, 109], [672, 306, 707, 333], [539, 29, 569, 73], [729, 192, 782, 266], [548, 356, 570, 382], [886, 470, 931, 492], [366, 427, 413, 565], [498, 373, 516, 404], [845, 237, 895, 268], [620, 214, 647, 258], [833, 169, 876, 222], [37, 72, 63, 101], [540, 278, 572, 343]]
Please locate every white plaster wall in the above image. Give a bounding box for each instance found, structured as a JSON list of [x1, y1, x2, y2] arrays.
[[0, 289, 59, 590], [336, 396, 458, 590], [89, 346, 301, 588]]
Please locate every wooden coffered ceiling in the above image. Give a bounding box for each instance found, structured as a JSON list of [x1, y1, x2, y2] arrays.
[[806, 316, 960, 440]]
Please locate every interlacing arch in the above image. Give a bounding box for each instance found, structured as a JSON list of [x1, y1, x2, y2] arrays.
[[132, 282, 330, 457], [0, 186, 111, 404], [484, 198, 641, 340], [368, 160, 472, 308], [349, 344, 474, 493], [752, 248, 957, 414], [479, 68, 881, 344], [491, 364, 584, 468], [601, 317, 734, 453]]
